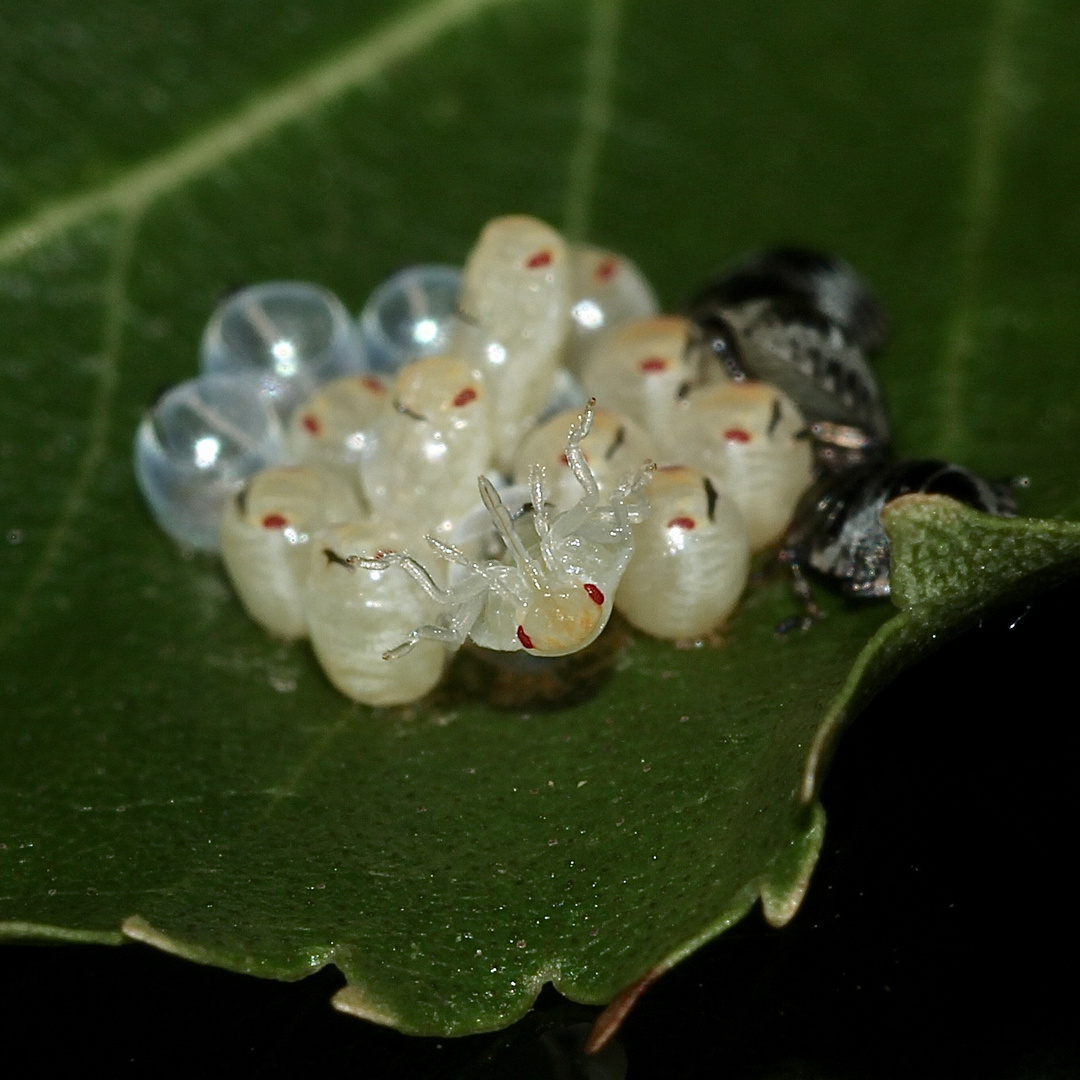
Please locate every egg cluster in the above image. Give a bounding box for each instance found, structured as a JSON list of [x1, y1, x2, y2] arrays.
[[135, 215, 830, 706]]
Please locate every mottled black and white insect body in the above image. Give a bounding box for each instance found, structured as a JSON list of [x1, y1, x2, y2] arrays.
[[564, 244, 659, 372], [511, 405, 658, 513], [358, 401, 652, 661], [581, 315, 699, 440], [220, 465, 363, 639], [304, 521, 448, 705], [781, 458, 1018, 609], [672, 382, 815, 551], [686, 294, 890, 470], [615, 465, 751, 639], [688, 247, 889, 355]]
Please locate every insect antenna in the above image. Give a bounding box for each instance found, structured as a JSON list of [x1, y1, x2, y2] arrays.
[[528, 464, 551, 536], [565, 399, 600, 505]]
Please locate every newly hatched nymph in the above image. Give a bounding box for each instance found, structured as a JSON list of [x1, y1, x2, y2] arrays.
[[615, 465, 751, 640], [353, 401, 653, 660], [510, 405, 658, 513]]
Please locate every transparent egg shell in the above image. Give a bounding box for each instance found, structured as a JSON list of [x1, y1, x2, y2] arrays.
[[581, 315, 700, 440], [134, 372, 287, 551], [564, 244, 660, 372], [200, 281, 363, 420], [510, 405, 657, 513], [615, 465, 751, 639], [304, 521, 448, 706], [670, 382, 814, 551], [451, 215, 572, 467], [220, 465, 364, 639], [357, 264, 462, 376]]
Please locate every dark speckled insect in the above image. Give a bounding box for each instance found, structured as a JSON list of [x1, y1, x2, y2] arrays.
[[778, 459, 1018, 630], [685, 248, 892, 471], [690, 246, 890, 354]]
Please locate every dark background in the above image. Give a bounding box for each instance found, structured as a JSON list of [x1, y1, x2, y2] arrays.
[[2, 583, 1076, 1078]]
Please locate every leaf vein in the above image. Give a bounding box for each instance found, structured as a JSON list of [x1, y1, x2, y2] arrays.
[[0, 212, 140, 653], [934, 0, 1032, 458], [0, 0, 523, 266], [562, 0, 625, 241]]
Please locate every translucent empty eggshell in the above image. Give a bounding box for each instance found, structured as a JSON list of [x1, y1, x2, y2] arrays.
[[363, 356, 492, 540], [581, 315, 700, 440], [510, 405, 657, 512], [672, 382, 814, 550], [220, 465, 364, 639], [564, 244, 659, 372], [304, 522, 447, 706], [357, 264, 462, 375], [451, 215, 572, 466], [134, 372, 287, 551], [286, 372, 388, 478], [615, 466, 751, 639], [200, 281, 363, 419]]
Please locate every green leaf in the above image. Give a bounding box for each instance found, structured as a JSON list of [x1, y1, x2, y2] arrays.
[[2, 0, 1079, 1038]]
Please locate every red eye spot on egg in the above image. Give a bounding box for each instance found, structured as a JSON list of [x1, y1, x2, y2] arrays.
[[638, 356, 668, 373], [584, 583, 604, 605], [667, 516, 696, 530], [452, 387, 477, 408], [724, 428, 752, 443], [559, 453, 570, 467], [262, 513, 288, 529], [525, 249, 552, 269], [362, 376, 385, 394], [595, 257, 618, 283], [516, 625, 535, 649], [301, 414, 321, 435]]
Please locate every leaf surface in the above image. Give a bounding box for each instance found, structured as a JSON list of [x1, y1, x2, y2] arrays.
[[2, 0, 1079, 1036]]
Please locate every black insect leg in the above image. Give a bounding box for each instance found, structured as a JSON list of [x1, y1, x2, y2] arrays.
[[775, 561, 824, 636]]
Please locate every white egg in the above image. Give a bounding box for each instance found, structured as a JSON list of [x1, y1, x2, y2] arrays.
[[286, 372, 388, 480], [615, 465, 750, 639], [581, 315, 700, 440], [362, 355, 492, 542], [670, 382, 814, 550], [565, 244, 660, 372], [220, 464, 363, 639], [304, 521, 448, 706], [451, 215, 572, 467]]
